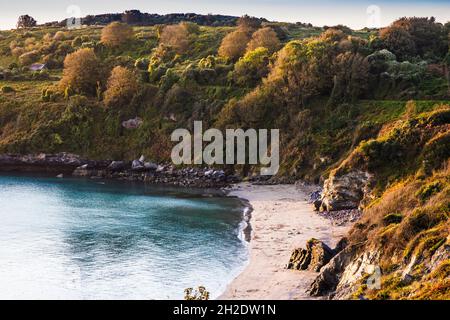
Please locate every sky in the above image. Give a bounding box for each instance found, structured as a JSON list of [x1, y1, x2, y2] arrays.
[[0, 0, 449, 30]]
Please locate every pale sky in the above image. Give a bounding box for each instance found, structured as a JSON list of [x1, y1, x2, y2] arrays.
[[0, 0, 449, 30]]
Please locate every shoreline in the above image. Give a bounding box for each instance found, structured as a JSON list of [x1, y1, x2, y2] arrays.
[[220, 183, 349, 300]]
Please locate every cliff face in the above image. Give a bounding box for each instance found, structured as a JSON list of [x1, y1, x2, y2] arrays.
[[309, 107, 450, 300]]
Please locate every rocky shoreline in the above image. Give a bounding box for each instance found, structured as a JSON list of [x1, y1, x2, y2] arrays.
[[0, 153, 241, 188]]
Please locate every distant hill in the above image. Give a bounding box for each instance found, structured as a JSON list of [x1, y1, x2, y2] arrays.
[[41, 10, 246, 27]]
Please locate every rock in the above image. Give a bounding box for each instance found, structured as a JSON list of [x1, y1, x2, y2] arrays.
[[121, 117, 143, 129], [309, 247, 380, 299], [287, 239, 335, 272], [131, 160, 144, 171], [108, 161, 125, 171], [139, 155, 145, 162], [320, 170, 373, 211], [308, 245, 358, 297], [144, 162, 158, 170], [73, 166, 90, 177], [56, 174, 63, 178]]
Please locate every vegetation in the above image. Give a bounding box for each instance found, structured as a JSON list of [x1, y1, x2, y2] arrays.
[[0, 14, 449, 299], [59, 48, 103, 96], [16, 15, 37, 29], [101, 22, 134, 47], [104, 66, 139, 108]]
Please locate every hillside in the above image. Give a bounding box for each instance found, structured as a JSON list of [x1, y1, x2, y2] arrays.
[[0, 13, 449, 299]]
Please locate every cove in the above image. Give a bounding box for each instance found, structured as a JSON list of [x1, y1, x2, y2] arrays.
[[0, 174, 248, 299]]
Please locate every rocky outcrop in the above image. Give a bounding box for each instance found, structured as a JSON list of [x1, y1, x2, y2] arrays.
[[316, 170, 373, 212], [0, 153, 240, 188], [288, 239, 335, 272], [308, 244, 360, 297], [0, 153, 109, 173], [72, 156, 241, 188]]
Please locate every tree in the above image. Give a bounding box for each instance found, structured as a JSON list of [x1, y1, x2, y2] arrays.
[[330, 52, 369, 103], [380, 25, 416, 61], [17, 15, 37, 29], [104, 66, 139, 108], [246, 27, 280, 53], [218, 30, 251, 61], [59, 48, 103, 96], [237, 15, 262, 31], [159, 24, 190, 54], [101, 22, 134, 47], [380, 17, 447, 60]]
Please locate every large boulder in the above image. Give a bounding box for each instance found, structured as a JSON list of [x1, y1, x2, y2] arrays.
[[108, 161, 126, 171], [319, 170, 373, 212], [287, 238, 335, 272], [131, 159, 145, 171]]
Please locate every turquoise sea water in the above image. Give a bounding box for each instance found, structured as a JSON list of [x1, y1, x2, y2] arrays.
[[0, 175, 248, 299]]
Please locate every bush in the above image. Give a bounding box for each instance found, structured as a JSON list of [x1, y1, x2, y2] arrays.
[[19, 50, 39, 65], [380, 26, 416, 61], [60, 48, 103, 96], [218, 29, 250, 61], [246, 27, 280, 53], [135, 57, 150, 71], [1, 86, 15, 93], [103, 66, 139, 108], [11, 47, 25, 57], [159, 24, 190, 54], [53, 31, 67, 41], [232, 47, 270, 86], [101, 22, 134, 47]]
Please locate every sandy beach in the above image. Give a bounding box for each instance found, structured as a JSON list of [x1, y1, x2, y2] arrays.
[[220, 183, 349, 300]]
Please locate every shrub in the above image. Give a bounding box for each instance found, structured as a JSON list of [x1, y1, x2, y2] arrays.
[[330, 52, 369, 103], [232, 47, 270, 86], [11, 47, 25, 57], [53, 31, 67, 41], [101, 22, 134, 47], [1, 86, 15, 93], [380, 26, 416, 61], [60, 48, 103, 96], [218, 30, 250, 61], [18, 50, 39, 65], [416, 182, 443, 201], [184, 286, 210, 300], [246, 27, 280, 53], [103, 66, 139, 108], [159, 24, 190, 54], [135, 57, 150, 71]]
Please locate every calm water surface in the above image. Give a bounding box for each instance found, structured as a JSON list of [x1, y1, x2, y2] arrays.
[[0, 175, 248, 299]]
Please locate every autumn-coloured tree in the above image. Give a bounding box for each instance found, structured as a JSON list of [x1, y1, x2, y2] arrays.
[[320, 28, 346, 42], [159, 24, 190, 54], [218, 30, 251, 61], [17, 15, 37, 29], [246, 27, 280, 53], [101, 22, 134, 47], [104, 66, 139, 108], [59, 48, 103, 96]]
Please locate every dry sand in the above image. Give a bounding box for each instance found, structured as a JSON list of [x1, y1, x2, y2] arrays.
[[219, 183, 349, 300]]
